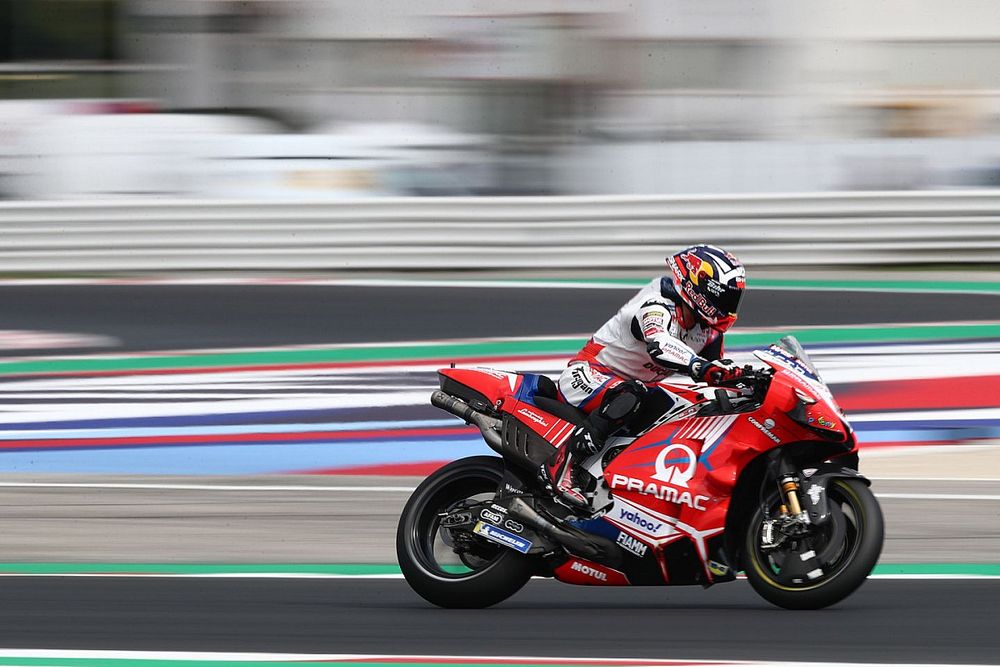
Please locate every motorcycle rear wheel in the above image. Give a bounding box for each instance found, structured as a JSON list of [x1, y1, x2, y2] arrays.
[[744, 477, 884, 610], [396, 455, 535, 608]]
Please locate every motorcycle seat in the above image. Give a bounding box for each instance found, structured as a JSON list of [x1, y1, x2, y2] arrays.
[[533, 395, 588, 426]]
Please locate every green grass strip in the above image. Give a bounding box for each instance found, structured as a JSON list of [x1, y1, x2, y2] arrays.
[[1, 562, 998, 577], [0, 661, 639, 667], [0, 322, 998, 377], [0, 337, 584, 376], [752, 278, 1000, 294], [503, 277, 1000, 294], [0, 563, 401, 575], [0, 661, 567, 667], [0, 660, 318, 667], [871, 563, 1000, 576]]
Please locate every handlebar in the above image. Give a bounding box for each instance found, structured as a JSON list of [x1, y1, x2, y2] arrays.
[[713, 365, 773, 401]]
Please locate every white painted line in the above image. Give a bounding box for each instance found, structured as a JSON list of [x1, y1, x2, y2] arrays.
[[2, 482, 998, 500], [0, 572, 407, 579], [850, 407, 1000, 423], [0, 483, 996, 501], [869, 476, 1000, 482], [0, 648, 994, 667], [0, 571, 996, 582], [876, 493, 1000, 501], [0, 649, 751, 665], [0, 482, 416, 492], [869, 574, 1000, 580], [0, 649, 945, 667]]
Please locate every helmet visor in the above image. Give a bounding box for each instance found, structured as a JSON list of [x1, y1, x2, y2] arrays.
[[715, 282, 744, 316], [703, 278, 744, 317]]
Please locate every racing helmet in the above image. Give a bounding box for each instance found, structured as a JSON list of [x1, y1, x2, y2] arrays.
[[666, 244, 746, 332]]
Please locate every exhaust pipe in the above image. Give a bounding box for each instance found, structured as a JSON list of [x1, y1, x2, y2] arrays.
[[432, 392, 621, 566], [431, 391, 502, 453], [508, 498, 620, 566]]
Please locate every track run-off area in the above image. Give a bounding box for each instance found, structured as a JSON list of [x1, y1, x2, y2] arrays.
[[0, 276, 997, 665]]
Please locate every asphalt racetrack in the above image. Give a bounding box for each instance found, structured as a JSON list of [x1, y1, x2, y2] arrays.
[[0, 577, 997, 663], [0, 280, 998, 664], [0, 282, 995, 352]]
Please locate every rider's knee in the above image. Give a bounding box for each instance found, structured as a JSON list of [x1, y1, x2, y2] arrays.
[[598, 380, 646, 422]]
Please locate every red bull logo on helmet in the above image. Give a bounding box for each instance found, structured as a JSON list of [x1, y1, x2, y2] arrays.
[[682, 281, 720, 319], [680, 251, 714, 287]]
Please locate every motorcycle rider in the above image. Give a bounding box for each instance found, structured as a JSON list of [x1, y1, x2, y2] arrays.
[[543, 244, 747, 510]]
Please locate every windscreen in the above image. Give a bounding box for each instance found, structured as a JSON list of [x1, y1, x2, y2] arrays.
[[775, 335, 822, 380]]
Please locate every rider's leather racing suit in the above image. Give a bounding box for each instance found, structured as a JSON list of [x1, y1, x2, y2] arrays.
[[544, 277, 726, 508], [557, 276, 724, 409]]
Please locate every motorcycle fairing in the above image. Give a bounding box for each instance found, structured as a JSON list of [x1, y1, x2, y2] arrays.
[[564, 513, 669, 585], [553, 557, 630, 586], [503, 397, 575, 446], [597, 414, 739, 584], [438, 367, 523, 409]]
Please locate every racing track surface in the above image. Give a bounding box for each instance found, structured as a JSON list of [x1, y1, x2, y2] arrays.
[[0, 577, 998, 663], [0, 283, 996, 352], [0, 281, 998, 664]]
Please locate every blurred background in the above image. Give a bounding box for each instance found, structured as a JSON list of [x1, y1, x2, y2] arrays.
[[5, 0, 1000, 199], [0, 2, 998, 658]]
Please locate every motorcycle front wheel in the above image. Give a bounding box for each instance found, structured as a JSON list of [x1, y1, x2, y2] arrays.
[[396, 455, 535, 608], [744, 477, 884, 610]]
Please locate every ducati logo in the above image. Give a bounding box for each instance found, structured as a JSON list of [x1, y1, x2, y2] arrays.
[[652, 443, 698, 488]]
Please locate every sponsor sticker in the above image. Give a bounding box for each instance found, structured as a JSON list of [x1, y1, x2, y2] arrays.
[[504, 519, 524, 533], [568, 363, 611, 392], [748, 416, 781, 443], [480, 509, 503, 524], [641, 310, 665, 327], [815, 415, 837, 429], [517, 408, 550, 428], [708, 560, 730, 577], [806, 483, 824, 505], [473, 522, 532, 554], [616, 531, 648, 557], [652, 443, 699, 488], [617, 508, 663, 533], [570, 561, 607, 582], [610, 474, 709, 511]]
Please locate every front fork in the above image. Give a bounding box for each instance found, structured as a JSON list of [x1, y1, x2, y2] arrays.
[[761, 452, 811, 550]]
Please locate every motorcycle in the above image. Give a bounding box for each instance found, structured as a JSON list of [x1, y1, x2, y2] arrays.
[[396, 336, 883, 610]]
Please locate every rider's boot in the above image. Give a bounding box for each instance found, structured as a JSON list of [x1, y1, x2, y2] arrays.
[[541, 381, 647, 511], [541, 436, 591, 510]]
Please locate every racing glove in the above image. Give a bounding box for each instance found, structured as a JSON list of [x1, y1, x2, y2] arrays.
[[689, 357, 742, 385]]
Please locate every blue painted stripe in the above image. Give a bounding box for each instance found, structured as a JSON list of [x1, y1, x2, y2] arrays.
[[0, 406, 435, 431], [856, 428, 1000, 443], [0, 430, 476, 454], [853, 418, 1000, 431], [0, 419, 458, 441], [0, 438, 491, 475]]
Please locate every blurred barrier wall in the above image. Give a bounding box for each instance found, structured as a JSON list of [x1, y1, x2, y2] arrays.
[[1, 191, 999, 271]]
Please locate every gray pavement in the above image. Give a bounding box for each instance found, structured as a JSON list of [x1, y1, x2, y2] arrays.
[[0, 283, 995, 354], [0, 577, 997, 663], [0, 468, 995, 564]]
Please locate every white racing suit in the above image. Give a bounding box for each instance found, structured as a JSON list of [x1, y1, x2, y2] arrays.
[[557, 276, 724, 409], [543, 277, 726, 508]]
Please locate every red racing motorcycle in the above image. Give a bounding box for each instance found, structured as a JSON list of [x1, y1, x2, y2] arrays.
[[397, 336, 883, 609]]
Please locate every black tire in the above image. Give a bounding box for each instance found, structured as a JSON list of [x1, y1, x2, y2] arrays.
[[744, 478, 884, 610], [396, 455, 535, 608]]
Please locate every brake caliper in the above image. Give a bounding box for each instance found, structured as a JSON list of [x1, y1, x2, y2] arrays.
[[760, 514, 811, 551]]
